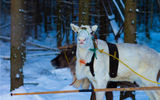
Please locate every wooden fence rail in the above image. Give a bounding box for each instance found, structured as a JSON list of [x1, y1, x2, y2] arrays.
[[11, 86, 160, 96]]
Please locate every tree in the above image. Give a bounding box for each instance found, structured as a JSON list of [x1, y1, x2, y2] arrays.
[[10, 0, 26, 91], [56, 0, 62, 47], [79, 0, 90, 25], [123, 0, 137, 99], [43, 0, 52, 33], [145, 0, 150, 39], [124, 0, 137, 43], [99, 0, 109, 41]]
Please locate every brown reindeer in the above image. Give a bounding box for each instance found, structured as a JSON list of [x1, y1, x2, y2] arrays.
[[51, 44, 91, 89], [51, 44, 142, 100]]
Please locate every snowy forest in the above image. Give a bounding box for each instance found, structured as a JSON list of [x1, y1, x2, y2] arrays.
[[0, 0, 160, 100]]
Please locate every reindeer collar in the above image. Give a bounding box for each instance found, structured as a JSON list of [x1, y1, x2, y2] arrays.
[[79, 52, 96, 77]]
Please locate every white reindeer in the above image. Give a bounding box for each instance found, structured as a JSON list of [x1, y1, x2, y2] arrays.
[[70, 23, 160, 100]]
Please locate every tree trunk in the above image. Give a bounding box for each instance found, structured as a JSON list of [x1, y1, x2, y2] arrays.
[[124, 0, 137, 43], [34, 0, 40, 39], [123, 0, 137, 99], [145, 0, 150, 39], [10, 0, 26, 91], [71, 1, 75, 42], [43, 0, 48, 33], [56, 0, 62, 47], [99, 0, 108, 41], [79, 0, 90, 25]]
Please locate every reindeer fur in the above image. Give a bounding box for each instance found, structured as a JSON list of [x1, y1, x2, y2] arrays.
[[71, 23, 160, 100]]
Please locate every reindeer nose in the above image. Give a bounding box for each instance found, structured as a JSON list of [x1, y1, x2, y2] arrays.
[[78, 37, 86, 43]]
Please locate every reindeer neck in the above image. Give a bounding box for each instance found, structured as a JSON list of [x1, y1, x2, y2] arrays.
[[77, 45, 94, 60]]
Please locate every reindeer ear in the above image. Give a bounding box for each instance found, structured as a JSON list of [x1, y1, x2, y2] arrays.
[[91, 25, 98, 32], [70, 23, 79, 33]]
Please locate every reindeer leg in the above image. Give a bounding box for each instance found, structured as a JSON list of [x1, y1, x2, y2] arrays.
[[135, 78, 159, 100], [91, 81, 115, 100], [105, 81, 117, 100], [90, 84, 96, 100], [119, 82, 136, 100], [94, 80, 108, 100]]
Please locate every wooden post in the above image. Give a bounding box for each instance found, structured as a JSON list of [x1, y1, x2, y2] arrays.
[[11, 86, 160, 96]]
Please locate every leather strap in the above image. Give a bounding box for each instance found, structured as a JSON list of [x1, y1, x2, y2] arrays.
[[107, 42, 119, 78]]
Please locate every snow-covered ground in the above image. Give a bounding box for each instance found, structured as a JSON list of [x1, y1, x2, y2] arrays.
[[0, 30, 160, 100]]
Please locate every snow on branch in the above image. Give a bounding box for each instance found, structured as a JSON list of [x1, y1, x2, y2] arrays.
[[27, 42, 59, 52], [0, 35, 60, 52], [0, 35, 10, 41], [101, 0, 120, 36], [113, 0, 124, 22], [120, 0, 125, 9]]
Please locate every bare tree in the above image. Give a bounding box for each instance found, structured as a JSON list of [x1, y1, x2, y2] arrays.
[[10, 0, 26, 91]]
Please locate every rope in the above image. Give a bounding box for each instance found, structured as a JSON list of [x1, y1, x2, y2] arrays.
[[64, 42, 160, 84], [98, 49, 160, 84], [63, 35, 160, 84], [63, 50, 78, 86], [63, 51, 70, 65]]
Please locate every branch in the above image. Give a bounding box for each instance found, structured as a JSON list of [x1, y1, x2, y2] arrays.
[[27, 42, 59, 52], [27, 48, 53, 51], [2, 0, 10, 4], [112, 0, 124, 21], [0, 35, 60, 52], [0, 55, 10, 60], [120, 0, 125, 9], [0, 24, 10, 29], [0, 53, 60, 60], [27, 53, 59, 58], [0, 35, 10, 41]]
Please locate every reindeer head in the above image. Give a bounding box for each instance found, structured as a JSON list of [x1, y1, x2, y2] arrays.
[[70, 23, 98, 49]]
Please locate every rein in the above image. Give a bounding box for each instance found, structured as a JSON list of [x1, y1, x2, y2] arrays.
[[89, 36, 160, 84], [64, 31, 160, 84]]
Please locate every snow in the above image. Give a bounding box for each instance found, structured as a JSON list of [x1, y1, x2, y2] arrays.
[[137, 30, 160, 52], [110, 19, 120, 36]]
